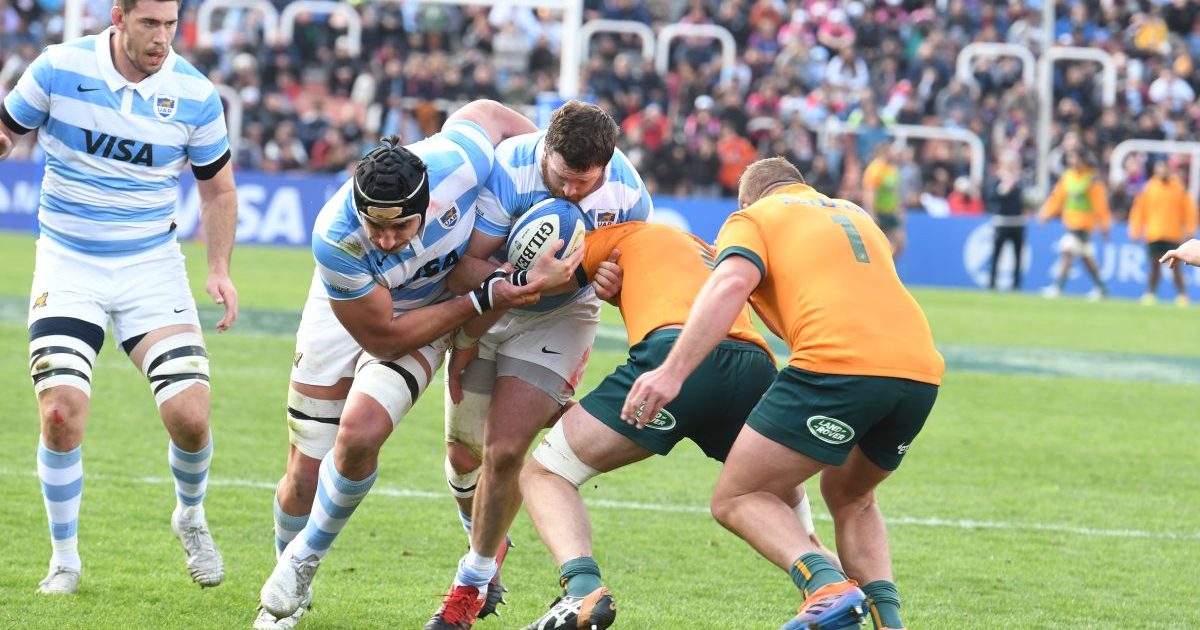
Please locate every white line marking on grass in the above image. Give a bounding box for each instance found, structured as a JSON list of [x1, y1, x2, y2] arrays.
[[4, 469, 1197, 542]]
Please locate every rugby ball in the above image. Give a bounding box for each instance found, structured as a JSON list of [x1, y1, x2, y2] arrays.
[[506, 197, 586, 270]]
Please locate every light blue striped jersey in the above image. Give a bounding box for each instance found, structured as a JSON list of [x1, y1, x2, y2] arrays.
[[476, 131, 653, 311], [312, 121, 494, 313], [2, 28, 230, 256]]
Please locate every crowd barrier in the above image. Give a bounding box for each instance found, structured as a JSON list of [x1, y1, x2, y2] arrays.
[[3, 160, 1197, 299]]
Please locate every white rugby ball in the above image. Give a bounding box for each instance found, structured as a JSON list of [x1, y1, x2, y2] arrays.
[[506, 197, 586, 271]]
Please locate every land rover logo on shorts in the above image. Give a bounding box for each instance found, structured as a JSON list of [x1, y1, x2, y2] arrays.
[[645, 408, 676, 431], [807, 416, 854, 444]]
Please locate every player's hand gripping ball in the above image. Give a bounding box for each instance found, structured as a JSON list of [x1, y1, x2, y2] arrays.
[[507, 197, 586, 270]]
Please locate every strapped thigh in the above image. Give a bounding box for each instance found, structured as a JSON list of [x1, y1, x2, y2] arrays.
[[140, 332, 210, 407], [29, 317, 104, 397]]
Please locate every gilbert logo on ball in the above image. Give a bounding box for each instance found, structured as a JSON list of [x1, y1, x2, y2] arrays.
[[507, 197, 586, 271]]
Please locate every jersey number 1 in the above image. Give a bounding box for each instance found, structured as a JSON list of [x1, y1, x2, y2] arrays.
[[831, 215, 871, 263]]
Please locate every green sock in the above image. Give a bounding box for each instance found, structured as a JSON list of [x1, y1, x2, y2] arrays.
[[788, 553, 845, 598], [862, 580, 903, 629], [559, 556, 602, 597]]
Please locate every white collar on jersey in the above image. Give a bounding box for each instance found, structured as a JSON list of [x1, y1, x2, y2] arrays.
[[95, 26, 177, 99]]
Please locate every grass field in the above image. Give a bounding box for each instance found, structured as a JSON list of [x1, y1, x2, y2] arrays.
[[0, 232, 1196, 629]]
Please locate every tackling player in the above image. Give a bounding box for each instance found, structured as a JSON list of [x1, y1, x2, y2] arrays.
[[0, 0, 237, 595], [625, 158, 944, 630], [254, 101, 566, 630], [499, 220, 832, 630]]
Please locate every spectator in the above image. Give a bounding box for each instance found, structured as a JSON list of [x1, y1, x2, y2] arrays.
[[985, 153, 1029, 291], [716, 121, 758, 196], [690, 136, 723, 198], [805, 153, 842, 198], [948, 176, 984, 216], [1148, 67, 1196, 113], [683, 95, 721, 151], [263, 121, 308, 172], [825, 46, 870, 93], [309, 127, 353, 174], [621, 102, 669, 154]]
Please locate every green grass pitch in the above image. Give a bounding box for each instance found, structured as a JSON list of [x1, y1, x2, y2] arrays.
[[0, 233, 1196, 629]]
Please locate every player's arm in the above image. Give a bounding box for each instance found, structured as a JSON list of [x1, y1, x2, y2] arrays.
[[447, 229, 507, 294], [1037, 181, 1064, 223], [622, 255, 761, 427], [589, 249, 623, 303], [194, 160, 238, 331], [445, 100, 536, 146], [1127, 192, 1144, 241], [861, 166, 878, 218], [1184, 190, 1198, 237], [1161, 239, 1200, 269], [331, 271, 543, 362], [0, 52, 52, 161], [1090, 181, 1111, 238], [0, 116, 16, 161]]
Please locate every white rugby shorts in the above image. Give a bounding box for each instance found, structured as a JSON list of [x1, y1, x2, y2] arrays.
[[28, 237, 200, 345], [290, 274, 362, 387], [479, 296, 601, 396]]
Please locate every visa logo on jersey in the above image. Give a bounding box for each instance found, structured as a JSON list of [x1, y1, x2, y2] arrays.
[[84, 129, 154, 166]]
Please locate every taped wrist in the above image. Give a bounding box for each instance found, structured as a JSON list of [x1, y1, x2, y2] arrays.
[[509, 270, 530, 287], [468, 268, 508, 314]]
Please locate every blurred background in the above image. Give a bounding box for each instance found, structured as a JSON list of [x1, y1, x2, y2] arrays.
[[4, 0, 1200, 298]]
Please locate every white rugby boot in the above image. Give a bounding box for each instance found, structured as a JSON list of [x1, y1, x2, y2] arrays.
[[260, 550, 321, 619], [172, 506, 225, 587], [37, 565, 81, 595], [254, 587, 312, 629]]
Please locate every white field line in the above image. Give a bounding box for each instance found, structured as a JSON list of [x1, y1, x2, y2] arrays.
[[3, 469, 1197, 542]]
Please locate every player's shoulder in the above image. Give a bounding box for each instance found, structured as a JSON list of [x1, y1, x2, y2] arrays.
[[606, 147, 643, 185], [35, 34, 98, 72], [495, 131, 544, 167], [163, 54, 218, 98], [438, 119, 492, 152], [313, 180, 357, 236]]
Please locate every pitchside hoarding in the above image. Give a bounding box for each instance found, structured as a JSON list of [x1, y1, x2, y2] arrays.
[[2, 160, 1198, 300]]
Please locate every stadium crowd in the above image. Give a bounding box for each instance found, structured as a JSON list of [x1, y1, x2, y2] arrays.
[[4, 0, 1200, 216]]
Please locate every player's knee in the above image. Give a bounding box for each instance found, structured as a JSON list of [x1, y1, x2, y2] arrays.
[[482, 439, 527, 475], [710, 493, 737, 530], [38, 397, 87, 448], [355, 356, 430, 427], [140, 332, 210, 408], [335, 412, 391, 459], [281, 465, 321, 507], [287, 388, 345, 460], [530, 421, 598, 488], [444, 389, 491, 456], [447, 441, 481, 474], [164, 411, 210, 443], [445, 451, 481, 500], [820, 478, 877, 514]]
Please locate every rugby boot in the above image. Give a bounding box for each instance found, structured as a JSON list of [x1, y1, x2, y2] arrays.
[[522, 586, 616, 630], [779, 580, 867, 630], [425, 583, 487, 630]]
